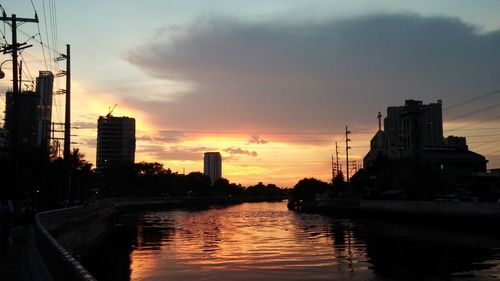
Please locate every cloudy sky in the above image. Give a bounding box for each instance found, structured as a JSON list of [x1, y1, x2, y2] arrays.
[[2, 0, 500, 186]]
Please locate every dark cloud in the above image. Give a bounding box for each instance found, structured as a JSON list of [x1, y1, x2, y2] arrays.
[[126, 14, 500, 132], [224, 147, 258, 157], [137, 145, 216, 161], [248, 135, 268, 144], [137, 132, 186, 144], [78, 137, 96, 146], [73, 121, 97, 130]]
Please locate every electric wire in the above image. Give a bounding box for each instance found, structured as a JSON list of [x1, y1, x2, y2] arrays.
[[444, 100, 500, 123], [444, 89, 500, 111], [446, 112, 500, 133], [41, 0, 53, 71]]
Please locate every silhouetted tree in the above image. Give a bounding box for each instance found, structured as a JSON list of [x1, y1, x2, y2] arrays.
[[185, 172, 211, 195], [245, 182, 282, 200], [332, 172, 347, 192], [292, 177, 331, 201], [100, 163, 137, 197], [213, 178, 245, 197]]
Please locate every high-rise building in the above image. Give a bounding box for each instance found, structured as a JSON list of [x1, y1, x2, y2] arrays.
[[35, 71, 54, 150], [0, 128, 9, 158], [3, 71, 54, 151], [4, 90, 38, 146], [204, 152, 222, 185], [364, 99, 486, 175], [385, 99, 443, 149], [96, 115, 136, 170]]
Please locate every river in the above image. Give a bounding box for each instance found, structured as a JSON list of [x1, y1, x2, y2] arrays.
[[83, 201, 500, 281]]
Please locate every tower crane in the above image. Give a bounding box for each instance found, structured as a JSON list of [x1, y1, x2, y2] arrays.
[[106, 104, 117, 118]]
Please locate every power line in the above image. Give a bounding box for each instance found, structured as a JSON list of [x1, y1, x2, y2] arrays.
[[461, 133, 500, 138], [445, 100, 500, 123], [41, 0, 53, 71], [31, 0, 49, 70], [444, 89, 500, 111], [445, 113, 500, 133]]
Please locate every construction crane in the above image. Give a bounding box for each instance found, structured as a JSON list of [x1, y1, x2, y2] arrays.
[[106, 104, 117, 118]]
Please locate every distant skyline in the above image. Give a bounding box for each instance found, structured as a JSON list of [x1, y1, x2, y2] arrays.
[[1, 1, 500, 186]]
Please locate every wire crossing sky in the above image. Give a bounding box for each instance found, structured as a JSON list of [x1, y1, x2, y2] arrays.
[[1, 0, 500, 186]]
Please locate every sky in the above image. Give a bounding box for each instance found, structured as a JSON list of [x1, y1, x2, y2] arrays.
[[1, 0, 500, 187]]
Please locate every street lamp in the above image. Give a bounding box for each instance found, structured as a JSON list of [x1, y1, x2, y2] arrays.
[[0, 59, 13, 79]]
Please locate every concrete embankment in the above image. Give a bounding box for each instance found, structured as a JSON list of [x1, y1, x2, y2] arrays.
[[27, 195, 269, 281], [32, 200, 115, 281], [30, 197, 181, 281], [290, 198, 500, 222], [360, 200, 500, 219]]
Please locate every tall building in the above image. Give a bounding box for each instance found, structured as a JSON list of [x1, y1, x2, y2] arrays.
[[3, 71, 54, 151], [0, 128, 9, 158], [385, 99, 443, 150], [364, 99, 486, 175], [96, 115, 136, 170], [204, 152, 222, 185], [35, 71, 54, 150], [4, 90, 38, 146]]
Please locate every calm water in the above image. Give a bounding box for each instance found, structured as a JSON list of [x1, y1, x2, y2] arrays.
[[85, 202, 500, 281]]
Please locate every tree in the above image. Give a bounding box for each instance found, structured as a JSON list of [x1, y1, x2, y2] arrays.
[[292, 177, 331, 201], [332, 172, 347, 191], [135, 162, 167, 176], [185, 172, 211, 195]]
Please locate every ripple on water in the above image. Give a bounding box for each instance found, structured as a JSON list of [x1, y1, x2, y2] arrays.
[[87, 202, 500, 281]]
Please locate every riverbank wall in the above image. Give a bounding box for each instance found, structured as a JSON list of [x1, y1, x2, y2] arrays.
[[28, 195, 280, 281], [30, 196, 184, 281], [360, 200, 500, 218], [289, 198, 500, 223]]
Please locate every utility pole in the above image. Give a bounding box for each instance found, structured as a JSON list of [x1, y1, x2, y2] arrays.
[[345, 126, 351, 182], [0, 11, 38, 213], [64, 44, 71, 160], [331, 154, 335, 183], [0, 13, 38, 147], [335, 141, 340, 175], [54, 44, 72, 204]]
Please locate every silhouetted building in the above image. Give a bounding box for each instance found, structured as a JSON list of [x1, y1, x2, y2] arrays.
[[385, 100, 443, 150], [0, 128, 9, 157], [364, 99, 487, 175], [444, 136, 467, 149], [3, 71, 54, 151], [96, 115, 136, 170], [5, 90, 39, 146], [204, 152, 222, 185], [35, 71, 54, 150]]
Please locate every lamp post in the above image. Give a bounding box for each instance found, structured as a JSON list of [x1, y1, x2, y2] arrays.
[[0, 59, 13, 80]]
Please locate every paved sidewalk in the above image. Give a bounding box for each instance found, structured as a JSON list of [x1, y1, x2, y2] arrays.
[[0, 225, 29, 281]]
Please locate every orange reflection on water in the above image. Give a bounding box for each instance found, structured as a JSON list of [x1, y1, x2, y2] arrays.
[[128, 202, 371, 281]]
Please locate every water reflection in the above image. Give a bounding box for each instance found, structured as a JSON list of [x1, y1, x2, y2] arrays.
[[84, 202, 500, 281]]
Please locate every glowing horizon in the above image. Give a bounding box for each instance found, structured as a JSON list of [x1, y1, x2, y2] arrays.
[[1, 1, 500, 187]]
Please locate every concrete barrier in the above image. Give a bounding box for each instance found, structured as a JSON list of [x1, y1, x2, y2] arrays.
[[32, 197, 179, 281], [360, 200, 500, 218], [30, 196, 260, 280], [33, 202, 111, 281]]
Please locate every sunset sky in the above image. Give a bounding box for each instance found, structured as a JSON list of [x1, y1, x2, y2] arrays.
[[1, 0, 500, 187]]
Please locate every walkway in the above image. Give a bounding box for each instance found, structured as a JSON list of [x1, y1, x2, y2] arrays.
[[0, 225, 30, 281]]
